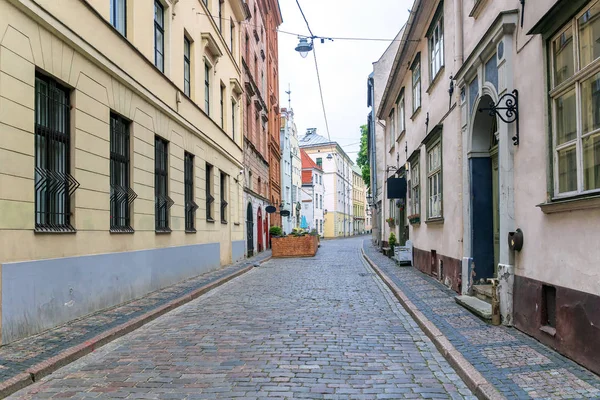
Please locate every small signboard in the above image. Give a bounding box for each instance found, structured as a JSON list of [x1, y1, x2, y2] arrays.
[[266, 205, 277, 214]]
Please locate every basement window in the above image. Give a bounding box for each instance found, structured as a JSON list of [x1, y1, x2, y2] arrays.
[[540, 285, 557, 336]]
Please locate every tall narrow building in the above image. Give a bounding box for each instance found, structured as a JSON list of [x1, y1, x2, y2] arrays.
[[242, 0, 270, 257], [264, 0, 283, 229]]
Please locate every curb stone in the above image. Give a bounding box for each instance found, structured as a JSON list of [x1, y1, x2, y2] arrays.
[[0, 256, 270, 399], [361, 248, 505, 400]]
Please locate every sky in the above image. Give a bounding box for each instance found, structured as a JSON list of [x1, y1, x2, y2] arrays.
[[277, 0, 412, 163]]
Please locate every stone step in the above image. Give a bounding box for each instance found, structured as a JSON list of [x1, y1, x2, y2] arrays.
[[473, 284, 493, 304], [455, 295, 492, 321]]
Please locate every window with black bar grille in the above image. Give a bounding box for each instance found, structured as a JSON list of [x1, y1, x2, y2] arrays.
[[110, 113, 136, 232], [34, 73, 79, 232], [155, 136, 173, 232], [184, 152, 198, 232], [220, 172, 228, 223], [206, 163, 214, 220]]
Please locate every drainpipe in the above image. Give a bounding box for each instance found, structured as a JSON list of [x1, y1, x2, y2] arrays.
[[454, 0, 464, 65]]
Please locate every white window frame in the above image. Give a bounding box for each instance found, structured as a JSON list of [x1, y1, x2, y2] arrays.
[[549, 2, 600, 198], [411, 161, 420, 216], [388, 109, 396, 148], [427, 140, 442, 219], [110, 0, 126, 36], [397, 93, 405, 136], [428, 13, 444, 81], [412, 58, 422, 112]]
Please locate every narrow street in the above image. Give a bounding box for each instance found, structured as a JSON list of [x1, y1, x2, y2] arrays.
[[10, 238, 474, 399]]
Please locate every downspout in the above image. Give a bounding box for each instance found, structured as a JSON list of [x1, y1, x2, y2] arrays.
[[454, 0, 464, 65]]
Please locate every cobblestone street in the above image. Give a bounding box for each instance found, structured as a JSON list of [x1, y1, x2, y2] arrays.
[[9, 238, 475, 399]]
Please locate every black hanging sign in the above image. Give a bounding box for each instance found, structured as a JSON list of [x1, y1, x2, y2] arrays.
[[387, 177, 407, 199]]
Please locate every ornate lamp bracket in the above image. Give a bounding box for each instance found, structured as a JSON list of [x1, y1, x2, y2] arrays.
[[479, 89, 520, 146]]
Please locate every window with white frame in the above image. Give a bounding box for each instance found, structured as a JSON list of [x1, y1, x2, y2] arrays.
[[388, 109, 396, 147], [184, 36, 191, 97], [397, 92, 405, 134], [411, 162, 420, 215], [110, 0, 126, 36], [428, 7, 444, 80], [154, 1, 164, 72], [550, 1, 600, 196], [412, 57, 421, 112], [427, 141, 442, 218]]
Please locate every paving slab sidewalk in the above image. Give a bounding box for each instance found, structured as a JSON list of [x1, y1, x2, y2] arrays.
[[0, 250, 271, 398], [363, 241, 600, 400]]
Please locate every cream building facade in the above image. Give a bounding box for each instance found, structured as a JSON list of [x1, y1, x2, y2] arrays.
[[374, 0, 600, 376], [0, 0, 247, 344], [299, 129, 353, 238]]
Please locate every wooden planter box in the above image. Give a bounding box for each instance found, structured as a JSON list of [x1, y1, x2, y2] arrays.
[[272, 235, 319, 258]]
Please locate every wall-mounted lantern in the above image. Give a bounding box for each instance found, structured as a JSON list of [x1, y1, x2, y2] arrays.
[[508, 229, 524, 251]]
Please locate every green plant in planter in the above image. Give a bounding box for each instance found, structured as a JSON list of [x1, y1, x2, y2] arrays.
[[269, 226, 283, 237], [388, 232, 397, 249]]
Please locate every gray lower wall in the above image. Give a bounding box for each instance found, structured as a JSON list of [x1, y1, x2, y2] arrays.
[[1, 242, 221, 344], [232, 240, 245, 262]]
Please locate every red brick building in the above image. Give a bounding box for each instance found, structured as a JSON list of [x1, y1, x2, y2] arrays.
[[263, 0, 283, 229], [242, 0, 271, 256]]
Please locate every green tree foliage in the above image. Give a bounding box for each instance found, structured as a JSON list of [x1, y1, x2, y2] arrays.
[[356, 124, 370, 189]]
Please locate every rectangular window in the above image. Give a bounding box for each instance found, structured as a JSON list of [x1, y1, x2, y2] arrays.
[[154, 1, 164, 72], [218, 0, 223, 32], [428, 13, 444, 80], [220, 84, 225, 129], [155, 136, 172, 232], [184, 152, 198, 232], [34, 73, 77, 232], [110, 0, 126, 36], [398, 95, 405, 134], [411, 162, 420, 215], [232, 99, 237, 140], [316, 157, 322, 167], [206, 163, 214, 220], [230, 20, 235, 51], [389, 109, 396, 146], [542, 285, 557, 328], [427, 142, 442, 218], [220, 172, 228, 223], [110, 113, 135, 232], [184, 37, 191, 97], [412, 57, 421, 112], [551, 3, 600, 196], [205, 62, 211, 115]]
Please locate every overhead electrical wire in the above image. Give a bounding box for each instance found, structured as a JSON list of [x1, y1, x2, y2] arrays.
[[193, 10, 418, 44]]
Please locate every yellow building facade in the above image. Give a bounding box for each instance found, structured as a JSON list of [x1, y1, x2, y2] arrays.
[[352, 166, 365, 234], [0, 0, 247, 344]]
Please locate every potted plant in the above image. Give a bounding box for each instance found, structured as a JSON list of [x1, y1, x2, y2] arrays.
[[386, 217, 396, 228], [388, 232, 397, 258], [408, 214, 420, 225], [269, 226, 283, 237]]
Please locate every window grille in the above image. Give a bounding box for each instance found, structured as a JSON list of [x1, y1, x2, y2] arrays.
[[155, 136, 173, 231], [110, 113, 136, 232]]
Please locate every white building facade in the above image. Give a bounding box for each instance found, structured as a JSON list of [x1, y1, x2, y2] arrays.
[[301, 149, 325, 234]]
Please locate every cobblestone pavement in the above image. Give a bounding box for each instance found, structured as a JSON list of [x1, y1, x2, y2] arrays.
[[363, 241, 600, 400], [0, 251, 271, 386], [10, 238, 475, 399]]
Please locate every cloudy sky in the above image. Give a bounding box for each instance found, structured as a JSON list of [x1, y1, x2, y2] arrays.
[[277, 0, 411, 162]]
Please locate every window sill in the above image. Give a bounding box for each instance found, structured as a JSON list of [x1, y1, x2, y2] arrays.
[[234, 222, 241, 226], [425, 217, 444, 225], [155, 229, 172, 234], [185, 229, 197, 234], [221, 221, 228, 225], [110, 228, 135, 234], [537, 194, 600, 214], [540, 325, 556, 337], [396, 130, 406, 143], [426, 66, 445, 95], [388, 143, 396, 154], [410, 107, 422, 120], [207, 218, 215, 223], [34, 228, 77, 234]]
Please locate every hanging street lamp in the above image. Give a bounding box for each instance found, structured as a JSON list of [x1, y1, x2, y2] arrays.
[[295, 37, 313, 58]]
